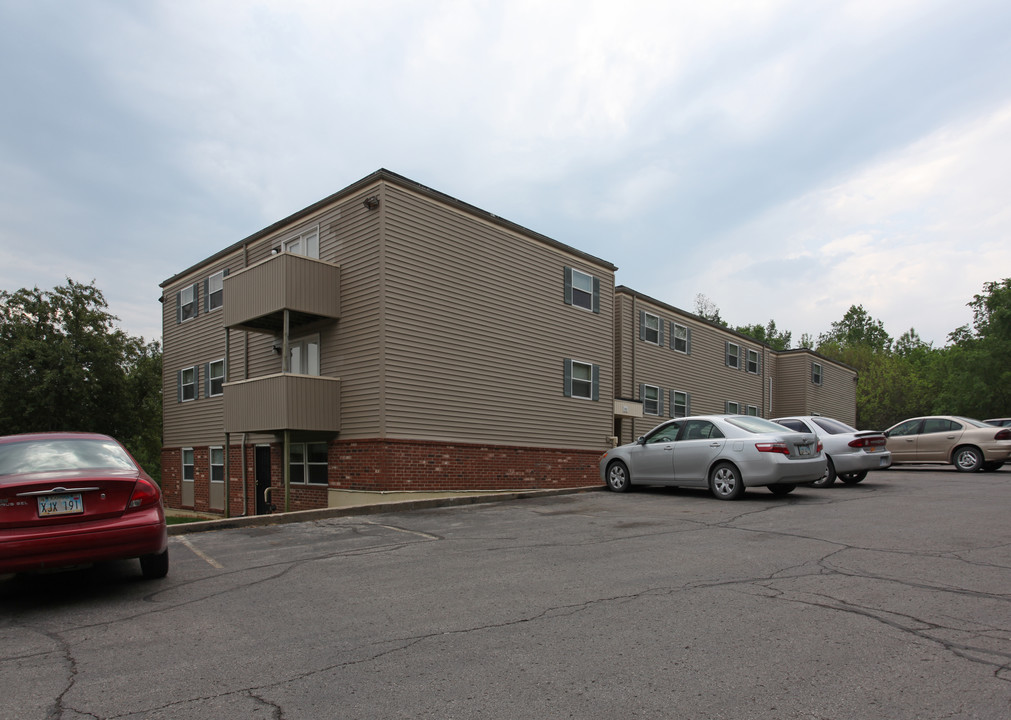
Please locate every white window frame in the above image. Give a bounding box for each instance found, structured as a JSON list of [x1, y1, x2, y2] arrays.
[[643, 384, 660, 416], [210, 446, 224, 484], [284, 228, 320, 259], [182, 448, 195, 481], [207, 271, 224, 311], [179, 366, 197, 402], [644, 312, 660, 345], [726, 401, 741, 414], [207, 359, 225, 397], [747, 349, 760, 374], [672, 390, 689, 418], [812, 362, 823, 385], [672, 323, 689, 354], [726, 342, 741, 369], [287, 335, 320, 376], [570, 360, 594, 400], [747, 405, 759, 416], [179, 284, 197, 322], [570, 268, 594, 311]]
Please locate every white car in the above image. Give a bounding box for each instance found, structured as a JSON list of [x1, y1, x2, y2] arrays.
[[772, 416, 891, 486], [599, 415, 825, 500]]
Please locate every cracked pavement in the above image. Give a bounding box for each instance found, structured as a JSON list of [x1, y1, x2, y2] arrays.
[[1, 467, 1009, 719]]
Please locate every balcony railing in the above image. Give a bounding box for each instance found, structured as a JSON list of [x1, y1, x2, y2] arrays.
[[223, 253, 340, 333], [223, 374, 341, 433]]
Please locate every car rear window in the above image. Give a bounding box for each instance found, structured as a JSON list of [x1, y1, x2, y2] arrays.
[[812, 417, 857, 434], [0, 438, 135, 477], [726, 416, 795, 434]]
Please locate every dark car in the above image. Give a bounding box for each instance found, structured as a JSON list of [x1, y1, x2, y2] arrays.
[[0, 432, 168, 578]]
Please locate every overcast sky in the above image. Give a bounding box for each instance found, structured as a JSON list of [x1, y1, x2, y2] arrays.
[[2, 0, 1010, 347]]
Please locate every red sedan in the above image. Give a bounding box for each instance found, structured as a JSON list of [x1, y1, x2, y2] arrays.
[[0, 432, 168, 579]]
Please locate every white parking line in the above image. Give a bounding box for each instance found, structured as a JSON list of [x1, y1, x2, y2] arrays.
[[177, 535, 224, 569]]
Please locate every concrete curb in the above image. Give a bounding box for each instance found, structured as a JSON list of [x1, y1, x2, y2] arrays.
[[167, 486, 603, 536]]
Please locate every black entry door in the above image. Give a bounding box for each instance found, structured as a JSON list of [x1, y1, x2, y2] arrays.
[[255, 446, 272, 515]]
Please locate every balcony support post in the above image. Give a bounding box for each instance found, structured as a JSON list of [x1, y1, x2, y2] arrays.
[[283, 429, 291, 512]]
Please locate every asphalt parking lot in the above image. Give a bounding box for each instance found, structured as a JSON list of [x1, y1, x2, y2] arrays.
[[2, 467, 1009, 719]]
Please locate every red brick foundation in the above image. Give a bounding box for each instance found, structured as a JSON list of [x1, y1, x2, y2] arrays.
[[162, 439, 603, 515]]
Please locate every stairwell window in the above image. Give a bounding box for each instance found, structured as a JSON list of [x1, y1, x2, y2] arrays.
[[812, 362, 823, 385], [206, 359, 225, 397], [288, 336, 320, 375]]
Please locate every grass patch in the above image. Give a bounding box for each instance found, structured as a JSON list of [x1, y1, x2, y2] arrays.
[[166, 515, 210, 526]]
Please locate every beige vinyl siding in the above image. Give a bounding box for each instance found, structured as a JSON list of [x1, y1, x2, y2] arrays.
[[378, 183, 614, 451], [771, 351, 857, 426], [162, 255, 238, 447], [772, 354, 808, 418]]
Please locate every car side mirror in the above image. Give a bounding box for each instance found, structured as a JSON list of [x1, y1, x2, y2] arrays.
[[636, 436, 646, 445]]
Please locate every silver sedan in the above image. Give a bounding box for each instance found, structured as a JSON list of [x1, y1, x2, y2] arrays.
[[771, 415, 891, 486], [600, 415, 826, 500]]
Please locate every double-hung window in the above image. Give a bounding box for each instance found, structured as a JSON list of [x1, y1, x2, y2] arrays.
[[210, 447, 224, 483], [641, 384, 661, 416], [206, 359, 225, 397], [178, 366, 198, 402], [563, 358, 599, 400], [177, 283, 198, 323], [747, 348, 760, 374], [289, 442, 328, 485], [671, 322, 690, 354], [205, 270, 226, 311], [671, 390, 690, 418], [563, 267, 599, 312], [726, 342, 741, 369], [641, 312, 662, 345], [812, 362, 823, 385]]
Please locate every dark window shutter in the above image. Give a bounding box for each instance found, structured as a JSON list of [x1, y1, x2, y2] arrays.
[[686, 328, 692, 355], [192, 283, 199, 319], [176, 291, 183, 324], [592, 364, 600, 401], [177, 369, 183, 402], [592, 277, 600, 314], [563, 358, 572, 397], [639, 310, 646, 341], [658, 319, 664, 347], [725, 341, 731, 367], [563, 267, 573, 306], [204, 362, 211, 397], [194, 365, 199, 400], [686, 392, 692, 415], [657, 389, 664, 416], [203, 278, 209, 312], [639, 383, 645, 402]]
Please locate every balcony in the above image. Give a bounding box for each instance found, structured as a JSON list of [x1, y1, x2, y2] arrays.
[[223, 253, 340, 333], [223, 374, 341, 433]]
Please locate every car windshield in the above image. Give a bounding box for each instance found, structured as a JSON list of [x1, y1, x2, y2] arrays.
[[725, 416, 794, 434], [812, 417, 857, 434], [0, 438, 135, 478]]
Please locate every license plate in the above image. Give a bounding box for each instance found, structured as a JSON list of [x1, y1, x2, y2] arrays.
[[37, 493, 84, 517], [797, 445, 811, 456]]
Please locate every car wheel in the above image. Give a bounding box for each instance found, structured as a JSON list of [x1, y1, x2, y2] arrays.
[[605, 461, 631, 492], [838, 471, 867, 484], [140, 549, 169, 579], [709, 462, 744, 500], [768, 484, 796, 496], [811, 456, 836, 487], [981, 461, 1004, 472], [953, 446, 983, 472]]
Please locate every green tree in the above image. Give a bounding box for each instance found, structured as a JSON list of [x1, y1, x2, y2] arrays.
[[735, 319, 792, 350], [933, 279, 1011, 418], [0, 279, 162, 481], [817, 304, 892, 354]]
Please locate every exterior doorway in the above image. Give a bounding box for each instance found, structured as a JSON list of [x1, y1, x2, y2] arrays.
[[255, 445, 272, 515]]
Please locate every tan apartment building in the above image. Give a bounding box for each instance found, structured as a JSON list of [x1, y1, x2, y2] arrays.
[[613, 288, 857, 444], [160, 169, 856, 516], [160, 169, 617, 515]]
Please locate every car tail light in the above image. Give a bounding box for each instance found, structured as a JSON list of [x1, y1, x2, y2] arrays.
[[995, 429, 1011, 441], [128, 477, 161, 510], [756, 442, 790, 455], [849, 436, 886, 448], [817, 440, 823, 454]]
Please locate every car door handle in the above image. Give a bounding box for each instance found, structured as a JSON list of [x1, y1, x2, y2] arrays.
[[709, 442, 720, 448]]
